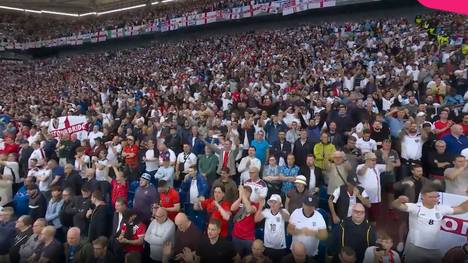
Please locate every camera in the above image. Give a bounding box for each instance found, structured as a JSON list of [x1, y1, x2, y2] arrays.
[[375, 243, 385, 252]]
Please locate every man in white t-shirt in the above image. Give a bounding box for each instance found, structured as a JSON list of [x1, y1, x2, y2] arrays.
[[287, 192, 328, 257], [356, 152, 391, 223], [254, 194, 290, 262], [87, 125, 103, 147], [393, 185, 468, 263], [356, 129, 377, 154], [143, 140, 159, 176], [238, 147, 262, 185]]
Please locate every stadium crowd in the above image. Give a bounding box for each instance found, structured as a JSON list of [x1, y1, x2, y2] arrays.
[[0, 0, 265, 43], [0, 8, 467, 263]]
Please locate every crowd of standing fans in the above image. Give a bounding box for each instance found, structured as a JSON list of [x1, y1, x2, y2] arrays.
[[0, 0, 263, 43], [0, 8, 467, 263]]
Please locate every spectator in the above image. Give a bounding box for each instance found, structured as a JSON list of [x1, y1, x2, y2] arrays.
[[288, 192, 327, 258], [45, 186, 65, 242], [29, 226, 64, 263], [9, 215, 33, 263], [133, 173, 158, 224], [356, 152, 392, 223], [325, 151, 352, 196], [211, 167, 238, 203], [197, 218, 238, 263], [329, 176, 370, 224], [195, 185, 231, 238], [280, 241, 315, 263], [18, 218, 46, 262], [91, 236, 117, 262], [64, 227, 87, 263], [426, 140, 453, 181], [59, 188, 77, 235], [300, 155, 324, 193], [179, 166, 209, 230], [117, 209, 146, 262], [244, 166, 268, 203], [144, 207, 175, 262], [251, 130, 270, 165], [73, 186, 92, 238], [27, 184, 47, 221], [278, 154, 300, 196], [332, 246, 357, 263], [392, 184, 468, 263], [293, 130, 314, 169], [332, 203, 376, 262], [173, 212, 203, 256], [157, 179, 181, 222], [254, 194, 290, 262], [443, 242, 468, 263], [242, 240, 273, 263], [443, 125, 468, 155], [444, 155, 468, 196], [87, 190, 111, 241], [61, 163, 82, 196], [198, 145, 219, 185], [238, 147, 262, 185], [0, 207, 16, 261], [231, 185, 258, 257], [263, 156, 282, 197], [271, 131, 292, 167], [362, 231, 400, 263], [285, 175, 310, 215], [175, 144, 197, 184]]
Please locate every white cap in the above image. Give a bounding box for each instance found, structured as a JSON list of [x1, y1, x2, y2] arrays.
[[294, 175, 307, 185], [268, 194, 282, 205]]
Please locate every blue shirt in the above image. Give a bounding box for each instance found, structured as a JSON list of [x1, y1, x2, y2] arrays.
[[443, 134, 468, 155], [251, 139, 270, 164], [279, 165, 300, 194], [385, 116, 405, 138]]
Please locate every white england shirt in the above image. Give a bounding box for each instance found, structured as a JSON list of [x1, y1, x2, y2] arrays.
[[262, 209, 289, 249], [289, 208, 327, 256], [405, 203, 454, 250], [356, 164, 386, 204]]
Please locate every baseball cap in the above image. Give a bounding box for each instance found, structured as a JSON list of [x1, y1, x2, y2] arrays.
[[267, 194, 282, 205], [303, 192, 317, 207], [346, 175, 359, 186], [141, 173, 152, 181], [294, 175, 307, 185]]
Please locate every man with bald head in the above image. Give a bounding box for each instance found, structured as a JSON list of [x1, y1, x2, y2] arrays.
[[145, 206, 176, 262], [281, 241, 314, 263], [19, 218, 46, 261], [29, 226, 64, 262], [243, 240, 272, 263], [64, 227, 88, 263], [443, 124, 468, 155], [332, 203, 376, 262], [173, 212, 203, 256]]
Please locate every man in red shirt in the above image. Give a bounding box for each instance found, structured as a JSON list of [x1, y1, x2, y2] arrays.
[[117, 209, 146, 262], [230, 185, 258, 257], [158, 179, 181, 221], [121, 136, 139, 180], [434, 109, 454, 139], [196, 185, 232, 237]]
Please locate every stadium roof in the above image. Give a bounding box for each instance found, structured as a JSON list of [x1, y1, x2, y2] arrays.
[[0, 0, 153, 15]]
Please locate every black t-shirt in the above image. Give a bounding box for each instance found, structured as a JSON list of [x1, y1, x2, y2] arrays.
[[40, 239, 64, 263], [198, 237, 236, 263]]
